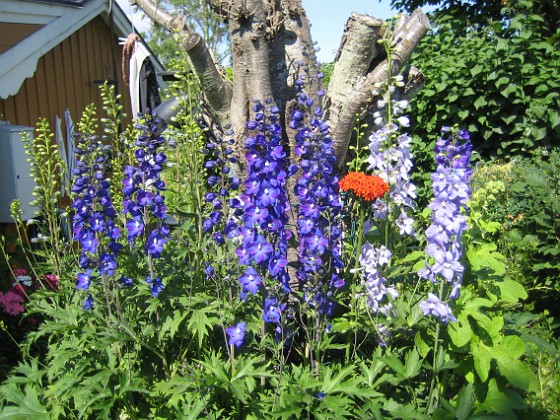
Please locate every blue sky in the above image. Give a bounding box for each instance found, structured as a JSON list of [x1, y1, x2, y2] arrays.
[[302, 0, 399, 62], [117, 0, 413, 62]]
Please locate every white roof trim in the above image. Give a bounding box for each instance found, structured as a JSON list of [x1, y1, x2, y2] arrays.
[[0, 0, 165, 100], [0, 1, 70, 24], [0, 0, 106, 99]]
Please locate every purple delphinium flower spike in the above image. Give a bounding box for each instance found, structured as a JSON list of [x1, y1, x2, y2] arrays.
[[121, 113, 171, 293], [290, 79, 344, 318], [71, 129, 120, 296], [419, 127, 473, 323], [231, 101, 292, 327]]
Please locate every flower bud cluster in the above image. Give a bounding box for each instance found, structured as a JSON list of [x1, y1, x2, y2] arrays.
[[71, 130, 120, 307], [122, 115, 170, 297], [418, 127, 473, 324], [290, 81, 344, 317]]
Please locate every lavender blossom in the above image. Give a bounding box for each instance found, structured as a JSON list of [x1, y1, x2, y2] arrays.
[[358, 106, 417, 318], [367, 124, 416, 234], [358, 243, 398, 314], [419, 127, 473, 323], [419, 293, 457, 324]]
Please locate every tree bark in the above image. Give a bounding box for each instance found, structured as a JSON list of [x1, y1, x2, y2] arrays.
[[327, 9, 430, 165], [133, 0, 232, 128], [131, 0, 429, 169]]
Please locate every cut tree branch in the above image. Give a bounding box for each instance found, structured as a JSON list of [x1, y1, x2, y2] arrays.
[[328, 9, 430, 165], [132, 0, 232, 126]]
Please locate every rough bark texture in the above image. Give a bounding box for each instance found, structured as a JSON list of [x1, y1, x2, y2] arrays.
[[328, 9, 430, 164], [132, 0, 430, 169]]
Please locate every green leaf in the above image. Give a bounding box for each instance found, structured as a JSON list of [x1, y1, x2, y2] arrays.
[[473, 96, 487, 110], [379, 353, 406, 379], [469, 64, 484, 77], [493, 336, 536, 391], [320, 365, 356, 394], [495, 77, 510, 88], [404, 349, 422, 379], [496, 357, 534, 391], [495, 38, 509, 52], [477, 378, 524, 415], [518, 332, 557, 355], [435, 82, 448, 92], [414, 332, 431, 358], [159, 310, 189, 341], [494, 278, 527, 304], [501, 114, 517, 125], [186, 306, 214, 348], [0, 384, 48, 419], [448, 316, 473, 348], [0, 407, 49, 419], [501, 84, 518, 98], [467, 243, 506, 275], [455, 383, 475, 420], [471, 340, 492, 382]]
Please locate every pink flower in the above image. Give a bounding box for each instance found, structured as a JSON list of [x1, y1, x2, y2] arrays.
[[0, 291, 25, 316], [10, 284, 27, 298], [41, 274, 60, 290], [12, 268, 28, 277]]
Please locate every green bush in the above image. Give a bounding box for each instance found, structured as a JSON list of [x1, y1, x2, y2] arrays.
[[470, 148, 560, 318], [408, 0, 560, 159]]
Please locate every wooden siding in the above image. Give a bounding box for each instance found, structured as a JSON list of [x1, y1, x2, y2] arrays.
[[0, 23, 44, 54], [0, 15, 133, 130]]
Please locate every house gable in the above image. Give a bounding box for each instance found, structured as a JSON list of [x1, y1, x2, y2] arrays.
[[0, 0, 165, 128]]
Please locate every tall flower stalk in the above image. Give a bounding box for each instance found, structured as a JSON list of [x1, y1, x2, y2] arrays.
[[419, 126, 473, 323], [122, 113, 170, 297], [420, 126, 473, 415], [224, 101, 292, 347], [289, 73, 344, 368], [341, 20, 418, 346], [71, 105, 121, 311]]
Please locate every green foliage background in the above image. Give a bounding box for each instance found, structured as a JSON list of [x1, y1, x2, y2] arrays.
[[407, 0, 560, 159], [1, 1, 560, 418]]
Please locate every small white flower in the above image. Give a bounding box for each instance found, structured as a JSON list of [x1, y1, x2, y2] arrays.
[[396, 209, 415, 236], [395, 99, 409, 109], [14, 275, 33, 287], [397, 116, 410, 127]]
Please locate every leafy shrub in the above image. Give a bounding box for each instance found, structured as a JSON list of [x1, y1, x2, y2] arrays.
[[470, 148, 560, 319], [408, 0, 560, 159], [1, 34, 558, 418]]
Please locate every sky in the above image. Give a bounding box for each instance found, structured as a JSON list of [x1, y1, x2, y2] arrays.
[[303, 0, 399, 62], [116, 0, 408, 63]]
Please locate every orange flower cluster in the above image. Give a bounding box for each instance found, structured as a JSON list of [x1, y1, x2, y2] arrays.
[[339, 171, 389, 201]]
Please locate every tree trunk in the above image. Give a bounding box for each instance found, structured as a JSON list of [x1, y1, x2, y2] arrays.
[[132, 0, 430, 169]]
